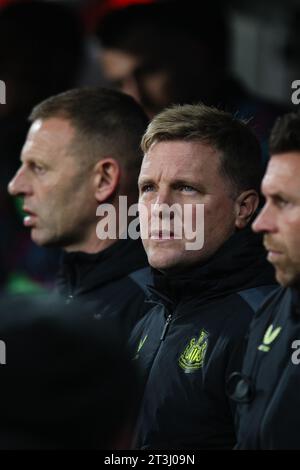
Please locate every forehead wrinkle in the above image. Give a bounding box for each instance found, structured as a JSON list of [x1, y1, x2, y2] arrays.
[[22, 120, 76, 164], [263, 155, 300, 199], [141, 141, 222, 190]]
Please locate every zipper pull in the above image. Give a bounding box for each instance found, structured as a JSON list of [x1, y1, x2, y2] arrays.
[[160, 314, 172, 341], [66, 294, 74, 304]]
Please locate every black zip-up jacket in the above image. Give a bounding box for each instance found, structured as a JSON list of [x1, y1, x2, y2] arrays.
[[129, 227, 277, 449], [56, 239, 152, 335], [232, 287, 300, 449]]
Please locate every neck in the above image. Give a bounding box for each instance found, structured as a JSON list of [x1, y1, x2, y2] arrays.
[[63, 229, 118, 255], [62, 200, 134, 254]]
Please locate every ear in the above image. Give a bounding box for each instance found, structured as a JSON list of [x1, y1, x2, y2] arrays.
[[93, 158, 120, 203], [234, 190, 259, 229]]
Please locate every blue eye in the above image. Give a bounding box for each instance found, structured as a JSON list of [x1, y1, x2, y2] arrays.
[[180, 185, 196, 192], [31, 163, 45, 175], [274, 196, 289, 208], [29, 162, 45, 174], [141, 184, 154, 193]]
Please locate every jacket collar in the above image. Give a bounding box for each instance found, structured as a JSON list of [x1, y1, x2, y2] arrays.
[[291, 288, 300, 316], [56, 238, 148, 295], [148, 226, 276, 306]]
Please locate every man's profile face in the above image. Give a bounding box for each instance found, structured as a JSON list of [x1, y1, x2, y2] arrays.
[[8, 117, 97, 250], [252, 152, 300, 288], [138, 140, 239, 272]]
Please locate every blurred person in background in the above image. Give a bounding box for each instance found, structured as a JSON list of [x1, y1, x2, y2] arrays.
[[95, 0, 288, 162]]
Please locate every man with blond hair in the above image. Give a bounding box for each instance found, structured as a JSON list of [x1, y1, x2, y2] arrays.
[[129, 103, 277, 449]]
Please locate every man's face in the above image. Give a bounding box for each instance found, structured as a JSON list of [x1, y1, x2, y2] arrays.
[[101, 49, 170, 118], [8, 117, 98, 250], [138, 140, 239, 272], [252, 152, 300, 288]]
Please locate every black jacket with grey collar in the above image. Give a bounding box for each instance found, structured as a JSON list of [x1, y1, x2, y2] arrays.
[[129, 227, 277, 449], [233, 286, 300, 449]]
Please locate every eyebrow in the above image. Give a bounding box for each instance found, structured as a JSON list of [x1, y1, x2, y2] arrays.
[[21, 157, 39, 164], [138, 177, 153, 187], [263, 187, 292, 200], [138, 177, 206, 190], [171, 178, 203, 188], [20, 156, 48, 169]]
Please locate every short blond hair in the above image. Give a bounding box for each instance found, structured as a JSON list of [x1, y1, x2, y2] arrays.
[[141, 103, 262, 193]]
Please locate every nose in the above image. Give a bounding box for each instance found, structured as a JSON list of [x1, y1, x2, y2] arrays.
[[7, 166, 31, 197], [151, 191, 175, 220], [252, 203, 277, 234]]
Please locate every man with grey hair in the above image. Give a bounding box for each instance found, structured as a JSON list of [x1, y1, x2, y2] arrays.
[[129, 103, 277, 449], [8, 87, 150, 334]]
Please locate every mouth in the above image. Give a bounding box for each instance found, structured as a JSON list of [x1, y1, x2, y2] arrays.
[[264, 241, 283, 254], [266, 249, 284, 262]]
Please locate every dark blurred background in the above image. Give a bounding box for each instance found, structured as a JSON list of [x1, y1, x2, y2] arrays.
[[0, 0, 299, 293]]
